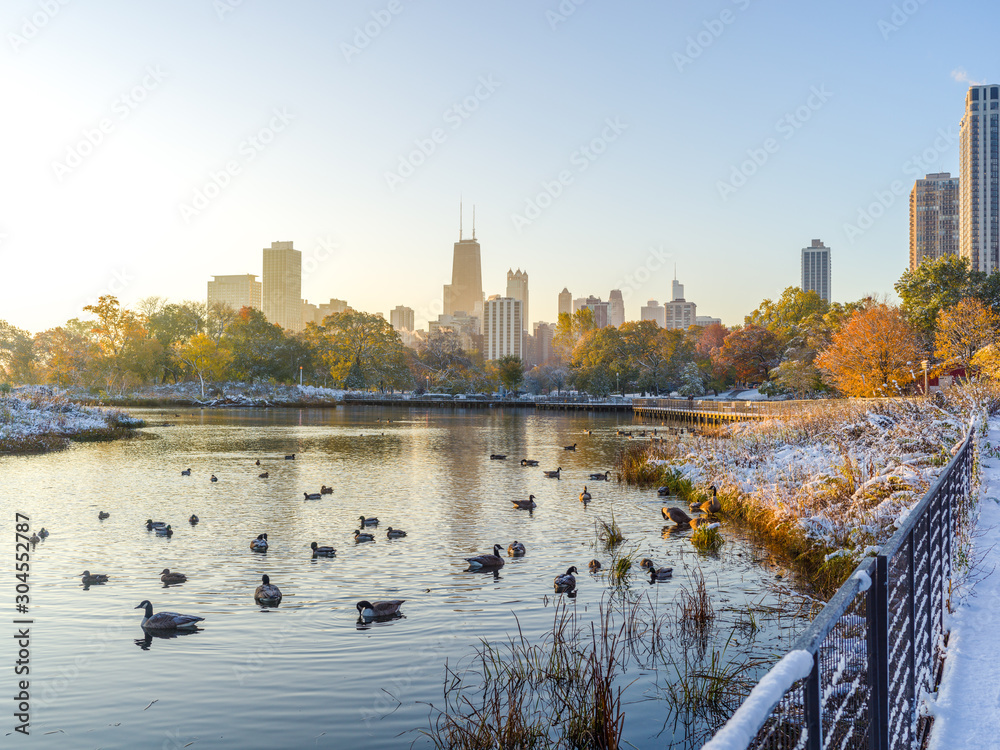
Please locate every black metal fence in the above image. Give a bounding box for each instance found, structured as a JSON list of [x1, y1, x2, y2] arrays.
[[705, 427, 976, 750]]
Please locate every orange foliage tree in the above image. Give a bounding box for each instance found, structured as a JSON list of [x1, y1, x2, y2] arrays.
[[934, 297, 1000, 371]]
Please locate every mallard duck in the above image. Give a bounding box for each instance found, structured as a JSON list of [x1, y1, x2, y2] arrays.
[[304, 491, 322, 500], [310, 541, 336, 556], [255, 459, 261, 466], [520, 459, 539, 466], [320, 485, 333, 494], [160, 569, 187, 584], [511, 495, 537, 510], [135, 600, 204, 630], [589, 471, 611, 481], [690, 485, 721, 514], [386, 527, 407, 538], [354, 529, 375, 543], [155, 525, 173, 537], [508, 540, 526, 556], [98, 511, 110, 519], [29, 533, 39, 543], [579, 486, 591, 503], [250, 533, 268, 551], [543, 467, 562, 478], [357, 599, 404, 618], [359, 516, 379, 527], [38, 528, 49, 538], [81, 570, 109, 584], [181, 468, 191, 476], [284, 454, 295, 460], [490, 454, 507, 460], [588, 559, 602, 573], [563, 443, 577, 451], [189, 515, 199, 524], [662, 507, 694, 526], [259, 471, 269, 478], [640, 559, 673, 579], [146, 519, 166, 530], [254, 574, 282, 604], [554, 566, 578, 591], [210, 474, 218, 482], [465, 544, 505, 570]]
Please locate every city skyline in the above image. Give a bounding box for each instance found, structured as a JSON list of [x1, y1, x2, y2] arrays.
[[2, 2, 997, 334]]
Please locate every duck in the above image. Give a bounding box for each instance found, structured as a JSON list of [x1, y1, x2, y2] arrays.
[[543, 467, 562, 478], [250, 533, 269, 551], [588, 559, 602, 573], [29, 532, 40, 543], [38, 528, 49, 538], [508, 540, 526, 556], [98, 511, 110, 519], [386, 527, 407, 538], [320, 485, 333, 494], [359, 516, 379, 527], [554, 566, 578, 592], [146, 519, 166, 530], [155, 525, 173, 537], [284, 454, 295, 460], [511, 495, 537, 510], [579, 486, 591, 503], [656, 486, 672, 496], [689, 485, 721, 514], [354, 529, 375, 543], [181, 468, 192, 476], [160, 569, 187, 584], [356, 599, 404, 618], [189, 515, 199, 524], [490, 454, 507, 460], [259, 471, 269, 478], [563, 443, 577, 451], [520, 459, 539, 466], [589, 471, 611, 481], [310, 541, 336, 556], [465, 544, 505, 570], [81, 570, 109, 584], [640, 559, 673, 580], [210, 474, 218, 483], [255, 459, 261, 466], [254, 574, 282, 604], [304, 491, 322, 500], [135, 600, 204, 630]]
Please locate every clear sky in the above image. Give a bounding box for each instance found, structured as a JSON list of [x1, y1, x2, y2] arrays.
[[1, 0, 995, 333]]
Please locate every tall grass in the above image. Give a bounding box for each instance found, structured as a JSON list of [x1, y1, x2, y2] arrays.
[[595, 511, 625, 551]]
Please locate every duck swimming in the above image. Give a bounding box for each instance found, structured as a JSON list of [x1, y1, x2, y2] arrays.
[[359, 516, 379, 527], [98, 511, 110, 519], [386, 527, 407, 538], [81, 570, 109, 584], [588, 559, 602, 573], [354, 529, 375, 543], [356, 599, 404, 618], [254, 574, 282, 604], [160, 569, 187, 584], [554, 566, 578, 592], [250, 533, 269, 551], [310, 541, 336, 556], [304, 491, 322, 500], [155, 525, 173, 537], [508, 540, 526, 556], [520, 459, 539, 466]]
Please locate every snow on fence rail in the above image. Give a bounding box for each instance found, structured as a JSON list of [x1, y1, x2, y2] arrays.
[[705, 426, 975, 750]]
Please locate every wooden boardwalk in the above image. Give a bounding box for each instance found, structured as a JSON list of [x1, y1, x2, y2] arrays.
[[632, 398, 792, 425]]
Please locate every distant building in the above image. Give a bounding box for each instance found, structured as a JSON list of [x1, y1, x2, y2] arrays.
[[390, 305, 415, 332], [640, 299, 665, 327], [608, 289, 625, 327], [558, 288, 572, 318], [443, 206, 484, 327], [574, 295, 609, 328], [664, 276, 696, 330], [672, 278, 684, 303], [263, 241, 303, 332], [695, 315, 722, 327], [533, 322, 555, 366], [316, 298, 350, 322], [207, 274, 261, 312], [960, 84, 1000, 273], [483, 295, 523, 361], [910, 172, 960, 270], [801, 239, 831, 303], [506, 269, 529, 330], [429, 312, 481, 353], [301, 301, 320, 327]]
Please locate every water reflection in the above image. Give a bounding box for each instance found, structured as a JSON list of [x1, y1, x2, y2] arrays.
[[134, 628, 202, 650]]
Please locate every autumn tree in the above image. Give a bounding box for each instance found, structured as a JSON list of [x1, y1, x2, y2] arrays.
[[570, 326, 632, 396], [895, 255, 1000, 342], [0, 320, 35, 383], [83, 296, 160, 394], [173, 333, 233, 397], [934, 297, 1000, 372], [714, 325, 782, 385], [552, 309, 596, 362], [304, 311, 410, 390], [33, 321, 97, 387], [814, 304, 923, 396], [493, 355, 524, 392], [226, 307, 311, 382]]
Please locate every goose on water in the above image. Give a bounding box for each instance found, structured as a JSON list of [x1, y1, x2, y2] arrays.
[[543, 467, 562, 478], [311, 541, 337, 556], [357, 599, 404, 618], [254, 574, 282, 604], [386, 527, 407, 538], [160, 569, 187, 584], [520, 459, 539, 466], [554, 566, 578, 591], [662, 507, 694, 526], [304, 491, 322, 500], [250, 533, 269, 551], [508, 540, 526, 556], [564, 443, 577, 451], [135, 600, 204, 630], [98, 511, 110, 519], [354, 530, 375, 543], [181, 468, 191, 476], [359, 516, 379, 527], [465, 544, 505, 570], [589, 471, 611, 481], [81, 570, 109, 584], [511, 495, 537, 510], [579, 486, 591, 503]]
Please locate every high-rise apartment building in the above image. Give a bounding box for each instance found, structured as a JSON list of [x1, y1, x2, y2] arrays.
[[533, 322, 555, 366], [558, 288, 572, 318], [263, 241, 303, 332], [640, 299, 665, 327], [390, 305, 415, 332], [483, 295, 523, 361], [207, 274, 261, 312], [443, 208, 484, 324], [608, 289, 625, 327], [664, 299, 696, 330], [910, 172, 960, 270], [960, 84, 1000, 274], [696, 315, 722, 327], [506, 269, 529, 330], [801, 239, 831, 303]]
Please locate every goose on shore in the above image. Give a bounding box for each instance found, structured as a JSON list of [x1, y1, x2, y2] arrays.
[[690, 485, 721, 514], [250, 533, 269, 551], [181, 468, 191, 476], [357, 599, 404, 618], [508, 540, 526, 556], [640, 559, 673, 580], [135, 600, 203, 630], [304, 491, 322, 500], [155, 525, 173, 537], [511, 495, 537, 510], [98, 511, 110, 519], [554, 566, 578, 591], [543, 467, 562, 478], [588, 559, 602, 573], [359, 516, 379, 527], [160, 569, 187, 584], [320, 485, 333, 494], [579, 486, 591, 503], [662, 507, 694, 526], [311, 541, 337, 556], [386, 527, 407, 538], [81, 570, 109, 584], [254, 574, 282, 604], [520, 459, 539, 466], [465, 544, 505, 570], [354, 530, 375, 543], [589, 471, 611, 481], [563, 443, 577, 451]]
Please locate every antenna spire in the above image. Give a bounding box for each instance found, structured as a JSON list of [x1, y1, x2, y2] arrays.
[[459, 196, 463, 240], [472, 205, 476, 240]]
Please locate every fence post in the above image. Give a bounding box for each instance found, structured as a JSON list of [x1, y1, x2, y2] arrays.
[[805, 650, 823, 750], [870, 554, 889, 750]]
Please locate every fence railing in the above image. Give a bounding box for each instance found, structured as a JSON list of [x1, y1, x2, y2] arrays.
[[705, 426, 976, 750]]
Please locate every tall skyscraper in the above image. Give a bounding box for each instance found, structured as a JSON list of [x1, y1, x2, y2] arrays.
[[640, 299, 665, 327], [960, 84, 1000, 274], [533, 322, 555, 365], [665, 274, 696, 330], [910, 172, 960, 270], [506, 269, 529, 330], [390, 305, 415, 332], [483, 295, 523, 361], [443, 205, 484, 323], [608, 289, 625, 327], [671, 277, 684, 302], [558, 288, 572, 318], [207, 274, 261, 312], [801, 239, 831, 303], [263, 241, 303, 332]]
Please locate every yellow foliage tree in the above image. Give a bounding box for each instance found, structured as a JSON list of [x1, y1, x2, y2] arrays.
[[934, 297, 1000, 371], [971, 344, 1000, 380], [173, 333, 232, 398]]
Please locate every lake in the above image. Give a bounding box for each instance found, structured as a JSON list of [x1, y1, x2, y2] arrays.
[[1, 406, 813, 749]]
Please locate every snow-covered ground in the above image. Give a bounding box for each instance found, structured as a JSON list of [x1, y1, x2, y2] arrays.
[[0, 388, 141, 452]]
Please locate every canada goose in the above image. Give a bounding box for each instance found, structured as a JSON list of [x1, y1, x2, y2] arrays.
[[520, 459, 539, 466], [490, 454, 507, 460], [254, 574, 282, 604], [465, 544, 505, 570], [554, 566, 578, 591], [146, 519, 166, 530], [508, 540, 526, 556], [38, 528, 49, 538], [304, 492, 322, 500], [354, 529, 375, 543], [588, 471, 611, 481], [310, 541, 336, 556], [357, 599, 404, 618], [386, 527, 407, 538], [579, 486, 591, 503], [250, 533, 268, 551], [98, 511, 110, 519], [564, 443, 577, 451], [155, 525, 173, 537], [690, 485, 721, 514], [81, 570, 109, 584], [135, 600, 204, 630], [320, 485, 333, 494], [511, 495, 537, 510], [189, 515, 199, 524], [689, 517, 718, 529], [640, 559, 673, 580], [284, 454, 295, 460], [588, 559, 602, 573], [160, 569, 187, 584], [543, 467, 562, 478], [210, 474, 218, 482], [662, 507, 693, 526], [359, 516, 379, 527], [181, 468, 192, 476]]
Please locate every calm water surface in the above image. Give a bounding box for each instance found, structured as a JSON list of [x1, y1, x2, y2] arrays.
[[1, 407, 809, 749]]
